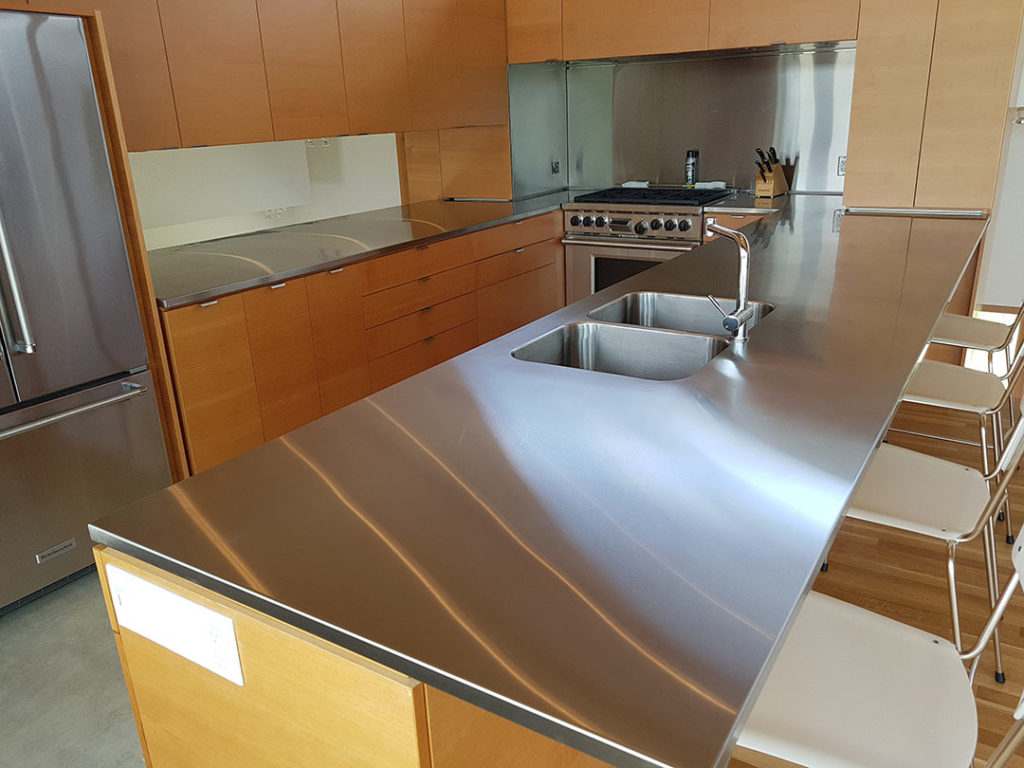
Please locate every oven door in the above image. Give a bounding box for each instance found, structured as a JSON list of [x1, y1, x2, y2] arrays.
[[562, 239, 696, 304]]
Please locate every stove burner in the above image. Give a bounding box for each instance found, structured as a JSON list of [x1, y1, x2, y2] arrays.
[[573, 187, 732, 207]]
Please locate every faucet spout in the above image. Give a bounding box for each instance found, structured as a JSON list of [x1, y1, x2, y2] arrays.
[[704, 217, 754, 341]]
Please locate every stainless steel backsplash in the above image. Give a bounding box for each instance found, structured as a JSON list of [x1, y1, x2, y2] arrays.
[[510, 45, 856, 197]]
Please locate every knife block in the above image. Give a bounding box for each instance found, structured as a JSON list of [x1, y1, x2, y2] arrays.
[[755, 166, 790, 198]]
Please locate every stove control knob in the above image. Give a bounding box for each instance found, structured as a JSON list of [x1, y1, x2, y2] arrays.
[[649, 218, 663, 231], [634, 220, 648, 236], [583, 216, 594, 227], [595, 216, 607, 228], [679, 219, 693, 232], [570, 215, 582, 227], [664, 219, 678, 232]]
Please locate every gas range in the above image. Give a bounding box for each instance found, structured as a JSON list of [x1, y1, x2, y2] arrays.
[[564, 187, 733, 243]]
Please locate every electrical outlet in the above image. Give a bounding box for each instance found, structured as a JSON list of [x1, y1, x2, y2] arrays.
[[264, 209, 274, 219], [551, 160, 560, 175], [833, 208, 844, 233], [274, 208, 286, 218], [837, 155, 847, 177], [321, 138, 330, 147]]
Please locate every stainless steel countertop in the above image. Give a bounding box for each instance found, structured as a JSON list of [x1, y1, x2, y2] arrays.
[[93, 195, 987, 768], [148, 193, 569, 309]]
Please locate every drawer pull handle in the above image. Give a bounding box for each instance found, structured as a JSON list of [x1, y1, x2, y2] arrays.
[[423, 336, 435, 344], [514, 220, 524, 226], [515, 247, 525, 253], [199, 300, 219, 308], [328, 267, 345, 274], [270, 282, 287, 290], [420, 305, 434, 314], [416, 244, 429, 251], [418, 276, 431, 283]]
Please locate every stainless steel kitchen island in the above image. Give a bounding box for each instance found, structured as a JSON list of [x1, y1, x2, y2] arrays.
[[90, 195, 988, 768]]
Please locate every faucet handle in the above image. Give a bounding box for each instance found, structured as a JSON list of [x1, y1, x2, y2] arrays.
[[706, 295, 730, 319]]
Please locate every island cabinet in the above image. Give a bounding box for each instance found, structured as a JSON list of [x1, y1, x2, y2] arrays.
[[707, 0, 860, 50], [94, 546, 615, 768]]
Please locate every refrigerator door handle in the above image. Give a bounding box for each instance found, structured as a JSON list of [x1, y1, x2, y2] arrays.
[[0, 382, 146, 441], [0, 202, 36, 354]]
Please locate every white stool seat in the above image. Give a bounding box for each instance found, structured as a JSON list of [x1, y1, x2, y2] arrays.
[[738, 592, 978, 768], [848, 443, 988, 539], [932, 313, 1011, 352], [903, 359, 1006, 413]]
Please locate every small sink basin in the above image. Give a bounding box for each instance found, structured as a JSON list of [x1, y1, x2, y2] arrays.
[[511, 322, 729, 381], [588, 292, 774, 337]]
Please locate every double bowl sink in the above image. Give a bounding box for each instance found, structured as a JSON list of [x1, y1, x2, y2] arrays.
[[512, 292, 774, 381]]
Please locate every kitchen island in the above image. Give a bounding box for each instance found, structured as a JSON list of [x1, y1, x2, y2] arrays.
[[91, 195, 987, 768]]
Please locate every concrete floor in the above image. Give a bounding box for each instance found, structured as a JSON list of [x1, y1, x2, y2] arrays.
[[0, 572, 144, 768]]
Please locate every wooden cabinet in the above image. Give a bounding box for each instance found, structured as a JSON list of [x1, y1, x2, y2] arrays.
[[161, 296, 263, 474], [257, 0, 349, 140], [476, 243, 564, 343], [562, 0, 710, 61], [364, 237, 478, 294], [307, 265, 371, 414], [457, 0, 509, 126], [843, 0, 939, 208], [242, 279, 322, 441], [438, 126, 513, 200], [364, 264, 477, 328], [157, 0, 274, 147], [399, 130, 445, 203], [338, 0, 413, 134], [367, 293, 478, 359], [370, 321, 479, 390], [506, 0, 562, 64], [708, 0, 860, 50], [914, 0, 1024, 210], [404, 0, 462, 130], [30, 0, 181, 151], [472, 211, 563, 259]]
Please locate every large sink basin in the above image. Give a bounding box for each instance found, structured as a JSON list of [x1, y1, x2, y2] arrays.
[[588, 292, 774, 337], [511, 322, 729, 381]]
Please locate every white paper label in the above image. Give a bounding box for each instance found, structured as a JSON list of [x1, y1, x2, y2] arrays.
[[106, 564, 244, 686]]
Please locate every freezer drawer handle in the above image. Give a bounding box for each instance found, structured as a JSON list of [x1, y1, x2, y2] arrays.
[[0, 383, 147, 441], [0, 203, 36, 354]]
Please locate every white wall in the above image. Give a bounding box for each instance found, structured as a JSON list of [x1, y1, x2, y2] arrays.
[[130, 134, 403, 251]]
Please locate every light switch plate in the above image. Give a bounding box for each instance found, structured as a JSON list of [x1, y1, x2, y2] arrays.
[[106, 564, 244, 686]]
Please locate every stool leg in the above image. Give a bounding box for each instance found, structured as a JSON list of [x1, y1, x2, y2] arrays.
[[946, 540, 963, 654], [983, 520, 1007, 684], [993, 411, 1016, 544]]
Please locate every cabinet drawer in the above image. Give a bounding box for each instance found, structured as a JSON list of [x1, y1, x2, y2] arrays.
[[367, 293, 477, 360], [370, 321, 479, 391], [364, 264, 476, 328], [363, 237, 476, 294], [472, 211, 563, 260], [476, 238, 561, 288], [703, 213, 765, 243]]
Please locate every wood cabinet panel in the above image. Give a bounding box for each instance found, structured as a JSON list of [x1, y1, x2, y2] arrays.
[[404, 0, 461, 130], [914, 0, 1024, 209], [243, 279, 322, 441], [370, 321, 478, 390], [95, 546, 431, 768], [843, 0, 938, 208], [157, 0, 274, 147], [367, 293, 477, 359], [708, 0, 860, 50], [457, 0, 508, 126], [399, 130, 445, 203], [476, 238, 562, 288], [363, 237, 478, 294], [439, 125, 513, 200], [506, 0, 562, 64], [31, 0, 181, 151], [477, 262, 563, 343], [364, 264, 477, 328], [472, 211, 563, 261], [562, 0, 710, 60], [338, 0, 413, 134], [307, 265, 371, 414], [257, 0, 349, 140], [161, 296, 263, 474]]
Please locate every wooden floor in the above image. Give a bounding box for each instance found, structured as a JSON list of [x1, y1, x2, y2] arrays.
[[730, 401, 1024, 768]]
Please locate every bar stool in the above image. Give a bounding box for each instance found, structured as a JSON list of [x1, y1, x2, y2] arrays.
[[931, 305, 1023, 375], [844, 402, 1024, 684]]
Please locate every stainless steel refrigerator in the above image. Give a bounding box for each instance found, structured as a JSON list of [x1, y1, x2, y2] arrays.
[[0, 9, 171, 609]]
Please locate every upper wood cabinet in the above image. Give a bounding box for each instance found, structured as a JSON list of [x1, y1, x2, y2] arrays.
[[457, 0, 509, 126], [256, 0, 350, 140], [157, 0, 274, 147], [404, 0, 462, 130], [438, 126, 513, 200], [563, 0, 710, 61], [29, 0, 181, 151], [708, 0, 860, 50], [338, 0, 413, 134], [506, 0, 562, 64]]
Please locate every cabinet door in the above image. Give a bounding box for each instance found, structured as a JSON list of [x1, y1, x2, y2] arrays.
[[157, 0, 274, 147], [306, 265, 371, 414], [369, 321, 478, 391], [477, 259, 563, 343], [914, 0, 1024, 209], [31, 0, 181, 151], [708, 0, 860, 50], [404, 0, 461, 130], [457, 0, 508, 126], [438, 126, 513, 200], [243, 280, 322, 441], [843, 0, 938, 208], [161, 296, 263, 474], [339, 0, 413, 134], [506, 0, 562, 64], [475, 238, 563, 287], [563, 0, 710, 60], [257, 0, 349, 140]]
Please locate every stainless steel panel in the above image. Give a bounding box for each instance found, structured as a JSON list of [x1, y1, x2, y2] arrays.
[[0, 371, 170, 608], [564, 240, 687, 304], [0, 11, 148, 400], [509, 63, 569, 198]]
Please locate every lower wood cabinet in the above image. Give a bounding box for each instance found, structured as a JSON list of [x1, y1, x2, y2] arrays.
[[476, 239, 565, 343], [370, 321, 479, 391]]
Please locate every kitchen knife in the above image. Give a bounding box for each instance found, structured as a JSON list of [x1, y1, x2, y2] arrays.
[[756, 161, 767, 182], [769, 146, 781, 165], [757, 148, 772, 171]]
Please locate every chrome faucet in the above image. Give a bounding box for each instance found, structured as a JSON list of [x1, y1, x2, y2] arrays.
[[704, 216, 756, 341]]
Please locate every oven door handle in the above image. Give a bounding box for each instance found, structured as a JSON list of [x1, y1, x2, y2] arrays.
[[561, 238, 696, 253]]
